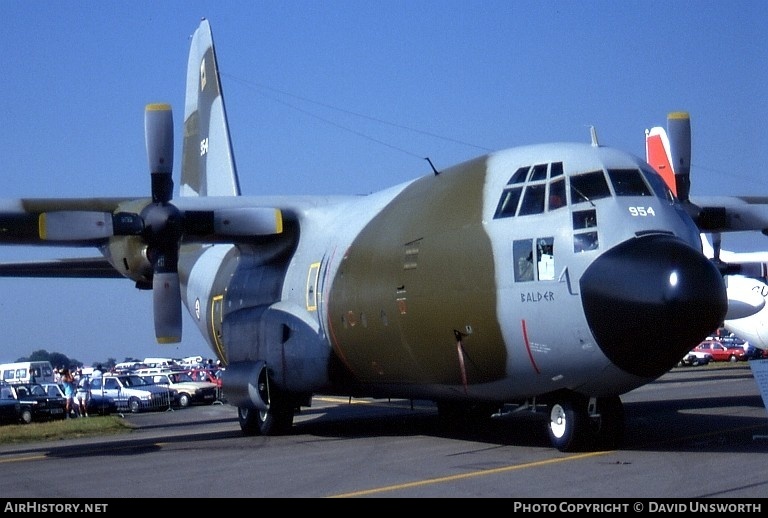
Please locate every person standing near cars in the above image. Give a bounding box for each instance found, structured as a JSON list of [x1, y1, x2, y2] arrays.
[[60, 369, 77, 418], [75, 375, 90, 417]]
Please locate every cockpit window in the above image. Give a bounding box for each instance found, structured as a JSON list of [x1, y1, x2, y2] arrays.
[[506, 166, 530, 185], [642, 165, 676, 202], [550, 162, 564, 179], [570, 170, 610, 205], [518, 184, 546, 216], [548, 178, 566, 211], [496, 163, 565, 219], [494, 187, 523, 218], [607, 169, 652, 196], [530, 163, 548, 182]]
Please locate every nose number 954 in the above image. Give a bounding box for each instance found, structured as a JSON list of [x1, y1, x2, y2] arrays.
[[628, 206, 656, 217]]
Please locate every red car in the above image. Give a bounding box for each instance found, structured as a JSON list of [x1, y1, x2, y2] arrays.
[[186, 369, 222, 388], [692, 340, 747, 362]]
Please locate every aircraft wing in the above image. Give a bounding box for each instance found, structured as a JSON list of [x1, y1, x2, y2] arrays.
[[687, 194, 768, 234], [0, 257, 123, 278]]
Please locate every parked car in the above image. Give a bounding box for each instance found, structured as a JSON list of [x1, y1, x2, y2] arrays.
[[0, 381, 67, 423], [717, 335, 768, 360], [185, 368, 224, 402], [678, 349, 713, 367], [141, 371, 218, 407], [693, 339, 747, 362], [0, 386, 22, 425], [89, 374, 173, 413], [85, 393, 119, 416]]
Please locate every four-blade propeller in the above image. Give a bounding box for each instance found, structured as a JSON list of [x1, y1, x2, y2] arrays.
[[37, 104, 282, 343]]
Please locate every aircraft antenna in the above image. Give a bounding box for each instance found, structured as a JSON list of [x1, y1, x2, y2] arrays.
[[425, 157, 440, 176], [590, 126, 600, 147]]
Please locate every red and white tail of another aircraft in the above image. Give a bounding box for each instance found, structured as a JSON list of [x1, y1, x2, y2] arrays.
[[646, 113, 768, 348]]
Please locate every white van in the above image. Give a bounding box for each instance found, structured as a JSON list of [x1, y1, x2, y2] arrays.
[[0, 361, 55, 384], [142, 358, 178, 369]]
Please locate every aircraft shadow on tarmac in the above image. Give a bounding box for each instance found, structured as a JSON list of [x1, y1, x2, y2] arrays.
[[37, 385, 768, 459]]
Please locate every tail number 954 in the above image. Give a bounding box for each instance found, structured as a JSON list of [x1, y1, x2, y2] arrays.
[[628, 207, 656, 217]]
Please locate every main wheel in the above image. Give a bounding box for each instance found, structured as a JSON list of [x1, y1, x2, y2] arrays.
[[238, 403, 295, 436], [20, 408, 33, 424], [592, 396, 625, 450]]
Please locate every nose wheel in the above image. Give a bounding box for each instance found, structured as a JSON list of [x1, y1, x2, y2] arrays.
[[546, 395, 624, 452]]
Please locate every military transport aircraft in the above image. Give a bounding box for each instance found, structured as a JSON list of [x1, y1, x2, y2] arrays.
[[645, 113, 768, 349], [0, 19, 743, 452]]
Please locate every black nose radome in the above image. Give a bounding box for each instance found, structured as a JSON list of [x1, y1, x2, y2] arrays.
[[581, 234, 727, 379]]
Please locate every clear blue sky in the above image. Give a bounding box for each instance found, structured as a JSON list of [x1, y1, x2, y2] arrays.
[[1, 1, 767, 365]]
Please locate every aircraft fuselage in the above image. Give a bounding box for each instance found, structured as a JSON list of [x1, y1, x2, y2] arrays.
[[180, 142, 725, 406]]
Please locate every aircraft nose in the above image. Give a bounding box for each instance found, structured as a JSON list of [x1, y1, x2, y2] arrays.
[[580, 234, 727, 379]]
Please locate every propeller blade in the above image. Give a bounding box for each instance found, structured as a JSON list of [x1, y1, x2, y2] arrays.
[[667, 112, 691, 202], [38, 211, 145, 241], [39, 212, 114, 240], [182, 208, 284, 237], [145, 103, 174, 203], [152, 270, 182, 343]]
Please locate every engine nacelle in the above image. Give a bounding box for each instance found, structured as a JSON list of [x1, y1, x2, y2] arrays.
[[221, 360, 270, 410]]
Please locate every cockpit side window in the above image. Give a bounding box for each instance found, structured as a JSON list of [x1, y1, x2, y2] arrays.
[[537, 237, 555, 280], [494, 188, 523, 219], [607, 168, 652, 196], [642, 165, 676, 202], [513, 239, 534, 282]]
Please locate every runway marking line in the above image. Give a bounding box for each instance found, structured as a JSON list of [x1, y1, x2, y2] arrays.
[[327, 450, 612, 498]]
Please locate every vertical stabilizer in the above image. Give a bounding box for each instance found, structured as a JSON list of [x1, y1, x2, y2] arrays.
[[644, 126, 677, 197], [645, 112, 692, 202], [180, 18, 241, 198]]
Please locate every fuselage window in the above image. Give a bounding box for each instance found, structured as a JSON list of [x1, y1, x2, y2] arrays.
[[537, 237, 555, 280], [573, 209, 598, 252], [570, 170, 610, 204], [513, 239, 534, 282], [607, 168, 652, 196]]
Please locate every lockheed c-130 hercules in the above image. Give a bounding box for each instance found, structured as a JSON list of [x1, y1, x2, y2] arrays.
[[4, 19, 762, 452]]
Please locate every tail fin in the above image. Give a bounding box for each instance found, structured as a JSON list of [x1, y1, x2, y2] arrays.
[[645, 111, 691, 202], [180, 18, 241, 198], [645, 125, 678, 197]]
